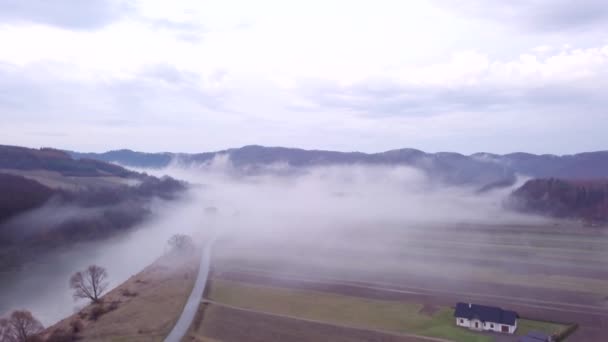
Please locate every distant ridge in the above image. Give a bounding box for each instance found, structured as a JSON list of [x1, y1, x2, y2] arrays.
[[0, 145, 137, 178], [69, 145, 608, 187], [70, 145, 514, 188]]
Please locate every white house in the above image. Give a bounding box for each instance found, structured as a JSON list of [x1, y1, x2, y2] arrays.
[[454, 302, 518, 334]]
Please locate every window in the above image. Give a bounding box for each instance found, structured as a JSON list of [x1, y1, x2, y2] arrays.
[[459, 319, 464, 324], [491, 324, 494, 328]]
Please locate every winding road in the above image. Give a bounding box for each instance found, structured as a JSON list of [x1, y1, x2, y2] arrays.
[[164, 240, 213, 342]]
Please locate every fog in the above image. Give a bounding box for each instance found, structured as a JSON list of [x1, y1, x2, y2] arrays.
[[1, 156, 546, 326], [142, 157, 550, 286], [0, 195, 206, 326]]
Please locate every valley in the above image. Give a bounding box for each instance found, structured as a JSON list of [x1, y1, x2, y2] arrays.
[[3, 145, 608, 342]]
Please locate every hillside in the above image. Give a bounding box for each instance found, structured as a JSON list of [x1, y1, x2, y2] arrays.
[[0, 145, 137, 178], [0, 173, 56, 223], [0, 145, 187, 274], [70, 146, 608, 189], [70, 146, 516, 188], [509, 178, 608, 223]]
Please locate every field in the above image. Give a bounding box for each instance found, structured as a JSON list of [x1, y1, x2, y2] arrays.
[[188, 303, 437, 342], [193, 278, 567, 342], [210, 222, 608, 341]]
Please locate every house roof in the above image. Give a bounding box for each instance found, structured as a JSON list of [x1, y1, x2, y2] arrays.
[[454, 302, 518, 325]]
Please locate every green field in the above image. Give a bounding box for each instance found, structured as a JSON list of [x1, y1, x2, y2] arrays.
[[517, 319, 567, 337], [207, 279, 568, 342]]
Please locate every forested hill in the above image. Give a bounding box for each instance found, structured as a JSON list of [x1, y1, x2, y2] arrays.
[[509, 178, 608, 223], [0, 145, 137, 178], [70, 146, 608, 188], [0, 145, 187, 273]]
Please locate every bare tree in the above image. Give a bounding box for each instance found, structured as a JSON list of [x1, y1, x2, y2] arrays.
[[70, 265, 108, 303], [167, 234, 194, 253], [0, 318, 10, 342], [1, 310, 43, 342]]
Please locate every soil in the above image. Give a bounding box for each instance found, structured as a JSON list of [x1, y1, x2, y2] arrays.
[[213, 268, 608, 342], [189, 303, 440, 342]]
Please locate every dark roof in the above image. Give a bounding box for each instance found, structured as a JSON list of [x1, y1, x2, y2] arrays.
[[454, 302, 518, 325]]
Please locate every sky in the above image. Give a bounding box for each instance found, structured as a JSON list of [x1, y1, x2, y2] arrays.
[[0, 0, 607, 155]]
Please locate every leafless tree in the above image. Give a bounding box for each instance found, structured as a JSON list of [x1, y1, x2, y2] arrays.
[[167, 234, 194, 253], [1, 310, 43, 342], [0, 318, 10, 342], [69, 265, 108, 303]]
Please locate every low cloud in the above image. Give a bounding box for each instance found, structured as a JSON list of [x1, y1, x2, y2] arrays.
[[1, 155, 546, 325]]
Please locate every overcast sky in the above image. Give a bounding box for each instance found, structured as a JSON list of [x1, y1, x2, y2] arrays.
[[1, 0, 607, 154]]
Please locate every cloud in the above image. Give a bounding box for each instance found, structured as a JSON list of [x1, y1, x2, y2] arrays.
[[438, 0, 608, 32], [0, 1, 607, 154], [142, 17, 206, 42], [0, 62, 229, 125], [0, 0, 133, 30], [294, 46, 608, 117]]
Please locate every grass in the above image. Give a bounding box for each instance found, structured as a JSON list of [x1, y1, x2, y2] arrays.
[[208, 279, 495, 342], [42, 253, 200, 342], [516, 318, 568, 336], [207, 279, 571, 342]]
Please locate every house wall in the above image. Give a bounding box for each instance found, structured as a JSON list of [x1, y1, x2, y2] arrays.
[[505, 320, 517, 334], [455, 318, 470, 328], [455, 317, 517, 334], [483, 321, 501, 332], [470, 319, 483, 330]]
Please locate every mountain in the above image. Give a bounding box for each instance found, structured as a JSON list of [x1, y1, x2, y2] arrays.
[[70, 149, 174, 169], [69, 146, 516, 188], [474, 151, 608, 179], [1, 145, 136, 178], [69, 145, 608, 189], [509, 178, 608, 223], [0, 173, 55, 223], [0, 145, 187, 273]]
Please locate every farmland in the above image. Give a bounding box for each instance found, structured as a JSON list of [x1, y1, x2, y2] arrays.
[[209, 221, 608, 341], [189, 303, 438, 342], [192, 279, 568, 342]]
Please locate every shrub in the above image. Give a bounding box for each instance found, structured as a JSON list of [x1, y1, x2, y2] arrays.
[[25, 335, 44, 342], [70, 319, 83, 334], [167, 234, 194, 254], [107, 301, 120, 311], [46, 329, 75, 342], [88, 305, 107, 321], [120, 288, 137, 297], [553, 323, 578, 341]]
